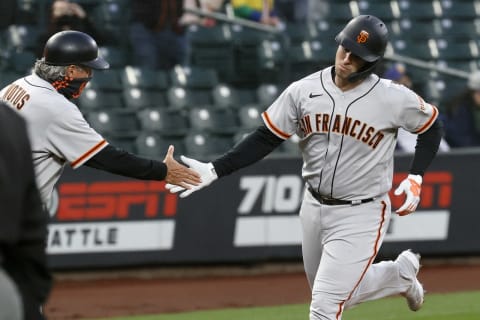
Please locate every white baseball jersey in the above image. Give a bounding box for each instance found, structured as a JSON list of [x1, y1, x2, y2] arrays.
[[262, 66, 438, 200], [0, 74, 108, 206]]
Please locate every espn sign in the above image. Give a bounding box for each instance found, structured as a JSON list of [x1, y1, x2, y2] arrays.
[[56, 181, 177, 220], [47, 181, 177, 254]]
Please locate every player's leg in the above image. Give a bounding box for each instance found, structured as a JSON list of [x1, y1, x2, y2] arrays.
[[299, 189, 324, 289], [304, 195, 392, 320]]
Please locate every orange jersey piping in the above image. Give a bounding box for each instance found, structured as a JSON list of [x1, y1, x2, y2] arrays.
[[261, 111, 291, 139], [71, 139, 109, 168], [415, 104, 439, 134]]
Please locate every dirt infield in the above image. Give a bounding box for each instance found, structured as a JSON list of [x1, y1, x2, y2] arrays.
[[45, 260, 480, 320]]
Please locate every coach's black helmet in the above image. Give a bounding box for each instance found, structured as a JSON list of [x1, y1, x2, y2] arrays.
[[335, 15, 388, 81], [43, 30, 109, 70]]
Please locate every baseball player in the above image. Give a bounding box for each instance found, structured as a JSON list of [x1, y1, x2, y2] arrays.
[[0, 30, 201, 212], [167, 15, 443, 319]]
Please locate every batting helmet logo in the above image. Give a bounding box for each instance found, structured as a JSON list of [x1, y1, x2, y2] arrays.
[[356, 30, 369, 43]]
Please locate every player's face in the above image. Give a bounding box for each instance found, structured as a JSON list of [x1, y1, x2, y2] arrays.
[[334, 46, 366, 79]]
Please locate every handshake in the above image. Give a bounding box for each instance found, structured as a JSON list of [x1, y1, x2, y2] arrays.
[[166, 156, 218, 198]]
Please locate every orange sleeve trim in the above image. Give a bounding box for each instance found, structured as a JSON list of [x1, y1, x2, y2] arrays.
[[71, 139, 108, 168], [415, 104, 439, 134], [336, 201, 387, 319], [261, 112, 291, 139]]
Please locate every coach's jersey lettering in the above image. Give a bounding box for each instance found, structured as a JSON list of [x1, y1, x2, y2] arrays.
[[299, 113, 385, 149], [2, 84, 30, 109]]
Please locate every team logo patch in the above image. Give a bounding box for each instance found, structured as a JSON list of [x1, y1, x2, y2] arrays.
[[357, 30, 369, 43]]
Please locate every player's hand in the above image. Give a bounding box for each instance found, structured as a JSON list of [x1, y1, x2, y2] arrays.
[[165, 155, 218, 198], [163, 145, 201, 189], [394, 174, 422, 216]]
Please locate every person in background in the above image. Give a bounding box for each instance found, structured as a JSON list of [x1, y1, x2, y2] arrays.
[[129, 0, 188, 70], [231, 0, 280, 27], [37, 0, 105, 57], [443, 71, 480, 147], [383, 63, 450, 152], [0, 101, 52, 320], [180, 0, 225, 27]]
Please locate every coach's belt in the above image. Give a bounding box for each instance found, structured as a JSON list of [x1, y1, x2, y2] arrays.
[[308, 188, 374, 206]]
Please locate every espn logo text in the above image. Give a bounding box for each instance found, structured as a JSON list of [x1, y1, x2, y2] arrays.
[[233, 172, 452, 247], [47, 181, 177, 254]]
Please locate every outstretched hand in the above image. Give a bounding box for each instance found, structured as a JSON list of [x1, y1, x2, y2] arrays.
[[165, 155, 218, 198], [163, 145, 201, 189]]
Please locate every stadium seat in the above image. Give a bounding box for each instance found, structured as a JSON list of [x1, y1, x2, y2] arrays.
[[391, 19, 443, 42], [257, 39, 288, 83], [237, 104, 264, 129], [325, 2, 355, 22], [120, 66, 169, 91], [87, 69, 123, 91], [396, 0, 442, 20], [188, 107, 239, 135], [357, 0, 399, 21], [284, 21, 320, 45], [6, 24, 39, 51], [137, 108, 189, 136], [169, 65, 219, 89], [86, 108, 140, 138], [123, 87, 167, 110], [98, 46, 129, 68], [212, 84, 258, 109], [135, 132, 186, 160], [183, 132, 233, 160], [167, 86, 213, 110], [287, 40, 325, 81], [77, 88, 124, 111], [257, 83, 280, 107], [187, 24, 235, 83], [439, 18, 480, 41], [8, 50, 36, 73], [440, 0, 479, 19], [436, 39, 480, 61]]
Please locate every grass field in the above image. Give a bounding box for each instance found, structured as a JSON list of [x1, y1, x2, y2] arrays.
[[94, 290, 480, 320]]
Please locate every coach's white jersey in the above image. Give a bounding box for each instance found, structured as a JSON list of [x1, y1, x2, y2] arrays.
[[0, 74, 108, 205], [262, 66, 438, 200]]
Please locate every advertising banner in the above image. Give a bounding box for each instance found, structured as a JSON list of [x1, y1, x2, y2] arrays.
[[47, 151, 480, 269]]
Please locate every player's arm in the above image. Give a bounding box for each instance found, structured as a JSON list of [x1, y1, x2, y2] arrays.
[[409, 118, 444, 176], [394, 118, 443, 215], [166, 125, 284, 197], [84, 144, 201, 188], [213, 125, 284, 177]]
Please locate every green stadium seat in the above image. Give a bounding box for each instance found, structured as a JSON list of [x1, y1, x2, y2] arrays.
[[183, 132, 233, 160], [135, 132, 186, 160], [169, 65, 219, 89], [188, 107, 239, 135], [77, 88, 124, 111], [120, 66, 169, 91], [137, 108, 189, 137], [86, 108, 140, 138]]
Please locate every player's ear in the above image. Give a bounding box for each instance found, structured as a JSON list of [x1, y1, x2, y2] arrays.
[[66, 65, 76, 77]]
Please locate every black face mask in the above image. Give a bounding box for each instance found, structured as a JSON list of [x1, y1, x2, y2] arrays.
[[51, 76, 92, 99]]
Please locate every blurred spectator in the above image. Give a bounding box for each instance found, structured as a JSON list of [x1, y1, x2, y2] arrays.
[[275, 0, 308, 23], [231, 0, 280, 27], [180, 0, 224, 27], [443, 71, 480, 148], [129, 0, 188, 70], [37, 0, 105, 57], [383, 62, 450, 152], [0, 0, 16, 30]]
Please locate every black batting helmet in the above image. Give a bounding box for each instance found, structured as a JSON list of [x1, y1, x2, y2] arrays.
[[43, 30, 109, 70], [335, 15, 388, 81]]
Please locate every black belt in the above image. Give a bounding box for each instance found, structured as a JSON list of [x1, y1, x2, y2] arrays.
[[308, 188, 375, 206]]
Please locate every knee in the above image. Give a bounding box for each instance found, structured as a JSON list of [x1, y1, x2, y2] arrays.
[[310, 291, 344, 320]]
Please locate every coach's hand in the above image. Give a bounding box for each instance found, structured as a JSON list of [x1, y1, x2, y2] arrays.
[[163, 146, 202, 189], [394, 174, 422, 216], [165, 155, 218, 198]]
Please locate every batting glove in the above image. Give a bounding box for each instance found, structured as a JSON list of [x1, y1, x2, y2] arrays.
[[394, 174, 422, 216], [165, 155, 218, 198]]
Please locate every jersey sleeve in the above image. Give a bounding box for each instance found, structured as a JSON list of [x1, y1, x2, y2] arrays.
[[398, 85, 439, 134], [46, 107, 108, 169], [261, 83, 299, 139]]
